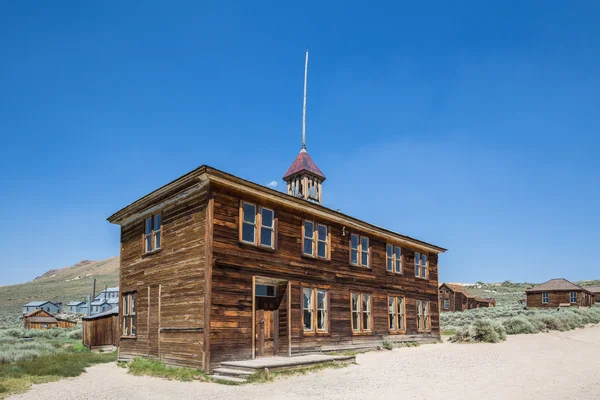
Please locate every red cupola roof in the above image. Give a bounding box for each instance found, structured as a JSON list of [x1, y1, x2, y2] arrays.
[[283, 149, 326, 181]]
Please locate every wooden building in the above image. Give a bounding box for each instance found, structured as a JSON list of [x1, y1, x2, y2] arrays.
[[526, 278, 595, 308], [23, 309, 77, 329], [107, 57, 446, 372], [67, 301, 88, 314], [584, 286, 600, 303], [439, 283, 494, 312], [82, 307, 119, 348]]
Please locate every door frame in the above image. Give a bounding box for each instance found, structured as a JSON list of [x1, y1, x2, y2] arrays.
[[252, 276, 291, 359]]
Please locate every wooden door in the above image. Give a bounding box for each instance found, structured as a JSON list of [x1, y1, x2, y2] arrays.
[[256, 309, 276, 357]]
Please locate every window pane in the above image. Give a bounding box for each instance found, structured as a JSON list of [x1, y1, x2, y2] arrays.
[[397, 298, 404, 330], [422, 266, 426, 278], [242, 203, 256, 223], [318, 224, 327, 240], [261, 208, 274, 228], [242, 223, 255, 243], [318, 310, 326, 331], [304, 238, 313, 256], [351, 249, 358, 265], [422, 254, 427, 266], [363, 311, 370, 331], [351, 293, 359, 312], [387, 244, 392, 258], [317, 241, 326, 258], [303, 310, 312, 330], [415, 262, 420, 277], [154, 214, 161, 230], [395, 248, 401, 273], [361, 251, 368, 267], [146, 235, 152, 252], [304, 221, 314, 239], [260, 227, 272, 247], [352, 311, 360, 331], [303, 288, 313, 309], [317, 290, 326, 310], [362, 294, 370, 312], [256, 284, 275, 297], [131, 316, 137, 336], [131, 295, 136, 314], [361, 237, 369, 252], [145, 218, 152, 234], [389, 297, 396, 330], [387, 258, 393, 271], [351, 234, 359, 250], [155, 231, 161, 249]]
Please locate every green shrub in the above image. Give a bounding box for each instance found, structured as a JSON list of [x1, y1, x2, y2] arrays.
[[503, 317, 540, 335], [449, 327, 472, 343], [127, 358, 206, 382], [471, 319, 505, 343], [382, 340, 393, 350]]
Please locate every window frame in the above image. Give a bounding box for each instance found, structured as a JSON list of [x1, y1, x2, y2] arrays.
[[302, 220, 330, 260], [386, 244, 403, 274], [416, 299, 431, 332], [349, 234, 370, 268], [239, 201, 277, 250], [388, 295, 406, 334], [143, 213, 163, 254], [570, 291, 577, 304], [414, 252, 428, 279], [302, 286, 330, 335], [542, 292, 549, 304], [350, 292, 373, 334], [443, 298, 450, 310], [122, 292, 137, 338]]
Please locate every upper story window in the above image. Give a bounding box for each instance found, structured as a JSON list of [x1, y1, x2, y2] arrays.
[[303, 221, 329, 259], [570, 292, 577, 303], [240, 201, 276, 249], [542, 292, 549, 304], [386, 245, 402, 274], [351, 292, 372, 333], [302, 287, 328, 333], [414, 252, 428, 279], [350, 234, 369, 267], [144, 214, 162, 253], [122, 292, 137, 337], [416, 300, 430, 331]]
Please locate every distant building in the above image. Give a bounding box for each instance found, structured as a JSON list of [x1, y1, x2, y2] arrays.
[[584, 286, 600, 303], [82, 307, 119, 349], [94, 287, 119, 301], [23, 309, 77, 330], [439, 283, 495, 312], [66, 301, 88, 314], [22, 301, 62, 314], [526, 278, 595, 308], [90, 299, 110, 314]]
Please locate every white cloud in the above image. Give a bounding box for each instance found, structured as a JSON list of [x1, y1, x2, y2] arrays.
[[267, 180, 278, 188]]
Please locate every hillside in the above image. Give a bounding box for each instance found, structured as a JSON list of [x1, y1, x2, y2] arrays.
[[0, 257, 119, 318]]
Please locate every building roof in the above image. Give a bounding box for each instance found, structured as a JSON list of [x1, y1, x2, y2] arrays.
[[29, 316, 58, 323], [283, 149, 326, 181], [107, 165, 447, 254], [584, 286, 600, 294], [91, 299, 109, 306], [440, 283, 473, 297], [23, 301, 53, 307], [67, 301, 86, 306], [82, 307, 118, 320], [526, 278, 592, 293], [107, 298, 119, 304]]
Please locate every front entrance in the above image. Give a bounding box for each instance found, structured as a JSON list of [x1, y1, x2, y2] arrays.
[[252, 277, 291, 359]]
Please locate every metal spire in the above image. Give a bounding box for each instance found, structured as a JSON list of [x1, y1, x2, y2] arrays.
[[302, 48, 308, 150]]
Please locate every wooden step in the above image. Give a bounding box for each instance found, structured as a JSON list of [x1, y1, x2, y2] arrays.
[[213, 367, 254, 377], [208, 374, 247, 384]]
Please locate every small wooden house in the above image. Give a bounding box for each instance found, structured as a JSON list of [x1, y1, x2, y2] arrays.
[[584, 286, 600, 303], [23, 309, 58, 329], [82, 307, 119, 348], [526, 278, 595, 308], [439, 283, 494, 312], [22, 301, 62, 314]]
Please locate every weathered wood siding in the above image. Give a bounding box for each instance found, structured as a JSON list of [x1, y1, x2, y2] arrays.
[[526, 290, 592, 308], [118, 191, 208, 368], [209, 185, 440, 369], [83, 314, 118, 347], [439, 286, 456, 312]]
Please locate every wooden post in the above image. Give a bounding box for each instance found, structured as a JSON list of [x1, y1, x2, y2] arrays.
[[287, 280, 292, 357], [252, 276, 256, 359]]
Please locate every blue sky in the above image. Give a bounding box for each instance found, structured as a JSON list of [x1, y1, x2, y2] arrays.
[[1, 1, 599, 286]]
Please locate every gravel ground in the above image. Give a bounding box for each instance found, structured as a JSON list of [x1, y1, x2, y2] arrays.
[[11, 325, 600, 400]]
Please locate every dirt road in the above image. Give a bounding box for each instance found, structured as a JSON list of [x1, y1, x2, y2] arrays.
[[11, 326, 600, 400]]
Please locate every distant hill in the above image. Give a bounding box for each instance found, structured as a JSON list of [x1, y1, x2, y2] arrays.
[[0, 257, 119, 316]]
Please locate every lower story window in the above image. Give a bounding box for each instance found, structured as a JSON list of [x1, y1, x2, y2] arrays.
[[122, 292, 137, 336], [388, 296, 405, 333], [542, 292, 549, 304], [351, 292, 372, 333], [416, 300, 430, 331], [570, 292, 577, 303], [443, 298, 450, 309], [303, 287, 328, 333]]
